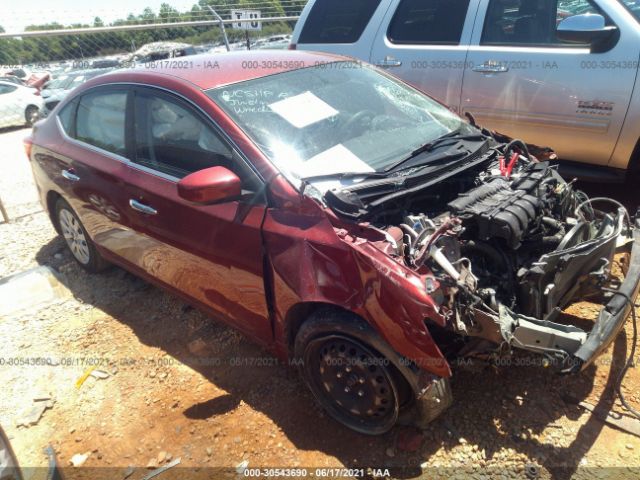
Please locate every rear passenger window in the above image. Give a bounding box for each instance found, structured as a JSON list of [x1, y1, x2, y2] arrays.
[[75, 91, 127, 155], [133, 92, 233, 179], [298, 0, 382, 44], [58, 98, 77, 136], [388, 0, 470, 45], [482, 0, 602, 46]]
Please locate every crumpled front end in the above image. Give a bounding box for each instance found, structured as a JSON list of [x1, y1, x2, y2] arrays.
[[469, 208, 640, 372], [326, 143, 640, 373]]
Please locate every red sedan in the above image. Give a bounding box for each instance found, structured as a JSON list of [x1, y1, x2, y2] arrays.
[[26, 51, 640, 434]]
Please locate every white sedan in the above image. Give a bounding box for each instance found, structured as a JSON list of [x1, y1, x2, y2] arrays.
[[0, 80, 42, 128]]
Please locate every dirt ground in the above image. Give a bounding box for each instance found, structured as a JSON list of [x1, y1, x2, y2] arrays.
[[1, 126, 640, 480]]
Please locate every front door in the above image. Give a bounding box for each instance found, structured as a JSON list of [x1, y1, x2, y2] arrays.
[[461, 0, 640, 166], [116, 87, 271, 342]]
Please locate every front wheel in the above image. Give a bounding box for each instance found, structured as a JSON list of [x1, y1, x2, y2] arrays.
[[25, 105, 39, 127], [295, 313, 405, 435], [55, 198, 109, 273]]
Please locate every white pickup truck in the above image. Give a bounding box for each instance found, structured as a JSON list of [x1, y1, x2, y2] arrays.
[[291, 0, 640, 179]]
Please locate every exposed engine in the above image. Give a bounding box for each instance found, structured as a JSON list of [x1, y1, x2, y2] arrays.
[[370, 142, 630, 368]]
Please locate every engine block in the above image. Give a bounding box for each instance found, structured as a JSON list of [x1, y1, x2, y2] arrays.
[[447, 167, 549, 248]]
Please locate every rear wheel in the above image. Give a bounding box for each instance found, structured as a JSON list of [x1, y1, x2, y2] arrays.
[[55, 198, 109, 273], [25, 105, 39, 127], [295, 312, 405, 434]]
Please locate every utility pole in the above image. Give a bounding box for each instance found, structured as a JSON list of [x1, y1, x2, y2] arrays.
[[207, 6, 230, 52]]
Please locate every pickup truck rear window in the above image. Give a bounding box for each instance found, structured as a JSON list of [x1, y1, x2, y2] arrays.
[[388, 0, 470, 45], [298, 0, 382, 44]]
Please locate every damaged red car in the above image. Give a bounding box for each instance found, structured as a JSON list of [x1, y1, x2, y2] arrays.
[[26, 51, 640, 435]]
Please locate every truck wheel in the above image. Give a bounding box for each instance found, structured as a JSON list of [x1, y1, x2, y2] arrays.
[[25, 105, 39, 127], [55, 198, 109, 273], [294, 311, 404, 435]]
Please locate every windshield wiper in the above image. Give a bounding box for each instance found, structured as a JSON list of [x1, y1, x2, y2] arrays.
[[384, 129, 486, 172], [299, 130, 486, 185]]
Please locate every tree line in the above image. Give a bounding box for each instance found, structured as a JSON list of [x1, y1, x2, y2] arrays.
[[0, 0, 306, 65]]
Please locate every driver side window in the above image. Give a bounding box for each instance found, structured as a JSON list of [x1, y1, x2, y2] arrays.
[[133, 91, 234, 179]]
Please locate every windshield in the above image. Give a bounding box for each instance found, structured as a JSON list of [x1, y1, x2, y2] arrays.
[[206, 62, 472, 187], [618, 0, 640, 21]]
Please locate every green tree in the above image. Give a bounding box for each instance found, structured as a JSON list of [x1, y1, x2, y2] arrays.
[[0, 1, 300, 64], [159, 3, 179, 22], [139, 7, 157, 24]]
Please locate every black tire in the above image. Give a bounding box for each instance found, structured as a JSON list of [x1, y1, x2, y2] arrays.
[[55, 198, 109, 273], [25, 105, 39, 127], [294, 309, 406, 435]]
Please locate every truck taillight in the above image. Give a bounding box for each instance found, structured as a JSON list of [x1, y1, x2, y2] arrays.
[[288, 43, 297, 50], [23, 137, 33, 159]]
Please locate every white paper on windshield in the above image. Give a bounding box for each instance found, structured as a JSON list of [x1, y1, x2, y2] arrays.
[[297, 144, 373, 178], [268, 91, 338, 129]]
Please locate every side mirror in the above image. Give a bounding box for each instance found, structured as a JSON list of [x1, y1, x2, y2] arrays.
[[557, 13, 618, 47], [177, 166, 241, 204]]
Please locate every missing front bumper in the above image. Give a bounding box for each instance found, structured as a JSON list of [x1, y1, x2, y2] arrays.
[[569, 217, 640, 372], [470, 215, 640, 372]]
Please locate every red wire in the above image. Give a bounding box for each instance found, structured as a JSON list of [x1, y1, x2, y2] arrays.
[[499, 151, 520, 178], [505, 152, 520, 177]]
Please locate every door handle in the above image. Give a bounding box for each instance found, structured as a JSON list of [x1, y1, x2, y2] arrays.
[[375, 56, 402, 68], [61, 169, 80, 182], [472, 62, 509, 73], [129, 199, 157, 215]]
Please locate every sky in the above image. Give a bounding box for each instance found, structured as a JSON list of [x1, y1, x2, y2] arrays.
[[1, 0, 198, 33]]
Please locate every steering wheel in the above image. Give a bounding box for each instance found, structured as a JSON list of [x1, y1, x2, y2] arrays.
[[342, 110, 377, 139]]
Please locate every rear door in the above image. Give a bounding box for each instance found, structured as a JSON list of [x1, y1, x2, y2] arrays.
[[117, 86, 271, 342], [53, 86, 133, 246], [369, 0, 478, 109], [461, 0, 639, 166]]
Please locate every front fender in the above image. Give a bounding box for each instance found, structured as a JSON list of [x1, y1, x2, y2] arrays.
[[263, 203, 451, 378]]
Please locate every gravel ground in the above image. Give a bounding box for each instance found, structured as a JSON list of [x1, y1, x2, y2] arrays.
[[1, 127, 640, 480], [0, 127, 52, 279]]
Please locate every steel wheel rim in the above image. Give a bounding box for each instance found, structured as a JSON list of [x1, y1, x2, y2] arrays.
[[59, 208, 90, 265], [304, 334, 399, 433]]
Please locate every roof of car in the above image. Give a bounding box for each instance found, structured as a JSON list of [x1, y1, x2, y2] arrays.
[[133, 41, 194, 56], [105, 50, 352, 90]]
